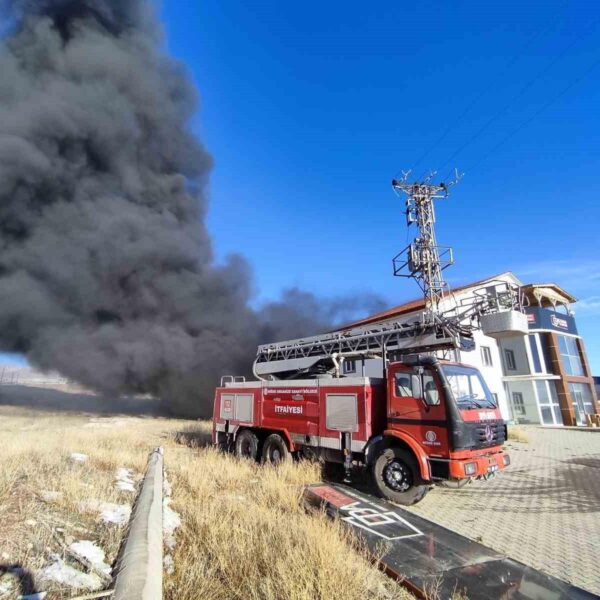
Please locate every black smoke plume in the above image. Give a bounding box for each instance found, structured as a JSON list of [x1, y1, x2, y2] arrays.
[[0, 0, 385, 416]]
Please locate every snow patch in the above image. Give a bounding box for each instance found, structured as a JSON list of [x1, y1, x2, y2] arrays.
[[163, 499, 181, 550], [78, 499, 131, 526], [115, 468, 136, 493], [69, 453, 88, 463], [163, 476, 172, 498], [162, 474, 181, 551], [163, 553, 174, 575], [69, 541, 111, 577], [84, 417, 127, 429], [40, 490, 62, 503], [38, 559, 102, 590], [0, 579, 14, 595]]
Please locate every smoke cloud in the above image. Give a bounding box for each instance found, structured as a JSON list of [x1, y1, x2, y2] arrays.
[[0, 0, 385, 416]]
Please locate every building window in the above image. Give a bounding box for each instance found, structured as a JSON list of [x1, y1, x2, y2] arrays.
[[540, 334, 555, 374], [535, 380, 562, 425], [558, 335, 584, 376], [512, 392, 526, 416], [569, 382, 594, 425], [528, 334, 543, 373], [481, 346, 493, 367], [343, 359, 356, 374], [548, 381, 563, 424], [504, 349, 517, 371]]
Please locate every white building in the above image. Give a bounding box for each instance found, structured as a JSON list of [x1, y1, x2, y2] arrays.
[[337, 272, 598, 426]]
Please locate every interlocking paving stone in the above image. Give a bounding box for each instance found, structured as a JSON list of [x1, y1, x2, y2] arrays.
[[404, 427, 600, 595]]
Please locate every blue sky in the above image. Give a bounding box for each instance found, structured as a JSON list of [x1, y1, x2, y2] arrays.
[[158, 0, 600, 371], [3, 1, 600, 371]]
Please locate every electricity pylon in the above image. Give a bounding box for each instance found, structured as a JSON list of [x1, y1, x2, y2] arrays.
[[391, 170, 462, 321]]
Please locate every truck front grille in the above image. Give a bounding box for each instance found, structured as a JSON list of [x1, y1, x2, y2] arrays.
[[474, 421, 506, 447]]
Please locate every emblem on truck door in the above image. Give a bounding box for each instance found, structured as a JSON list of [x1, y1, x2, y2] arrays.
[[423, 430, 441, 446]]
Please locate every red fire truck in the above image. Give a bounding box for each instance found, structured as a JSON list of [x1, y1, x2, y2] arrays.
[[212, 176, 525, 504], [213, 352, 510, 505]]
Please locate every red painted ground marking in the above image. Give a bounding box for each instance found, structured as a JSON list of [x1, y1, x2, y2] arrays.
[[309, 485, 355, 508]]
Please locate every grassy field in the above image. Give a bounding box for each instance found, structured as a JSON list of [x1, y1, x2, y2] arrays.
[[0, 386, 411, 600]]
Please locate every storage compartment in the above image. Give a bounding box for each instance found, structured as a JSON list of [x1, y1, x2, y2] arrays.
[[234, 393, 254, 423], [219, 392, 254, 423], [326, 393, 358, 432]]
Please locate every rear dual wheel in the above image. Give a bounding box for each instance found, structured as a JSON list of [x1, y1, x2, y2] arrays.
[[261, 433, 291, 465], [235, 429, 259, 461], [235, 431, 292, 465], [371, 447, 429, 506]]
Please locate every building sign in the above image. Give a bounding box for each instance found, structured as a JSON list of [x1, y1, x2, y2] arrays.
[[525, 307, 578, 335]]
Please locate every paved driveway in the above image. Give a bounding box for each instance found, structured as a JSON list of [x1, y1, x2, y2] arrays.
[[405, 427, 600, 595]]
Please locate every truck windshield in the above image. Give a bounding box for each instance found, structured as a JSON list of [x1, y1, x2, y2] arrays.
[[441, 364, 497, 409]]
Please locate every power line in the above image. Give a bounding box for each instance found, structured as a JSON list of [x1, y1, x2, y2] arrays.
[[408, 9, 565, 177], [437, 12, 600, 176], [464, 52, 600, 174]]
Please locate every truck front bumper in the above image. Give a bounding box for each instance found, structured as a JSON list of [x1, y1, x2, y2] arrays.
[[448, 452, 510, 479]]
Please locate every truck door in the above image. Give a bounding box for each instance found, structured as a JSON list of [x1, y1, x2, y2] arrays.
[[388, 364, 448, 452]]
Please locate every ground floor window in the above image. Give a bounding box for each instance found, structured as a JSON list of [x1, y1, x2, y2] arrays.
[[535, 380, 562, 426], [512, 392, 526, 416], [569, 382, 595, 426]]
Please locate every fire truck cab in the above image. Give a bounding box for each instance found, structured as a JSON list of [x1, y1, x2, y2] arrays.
[[212, 355, 509, 505]]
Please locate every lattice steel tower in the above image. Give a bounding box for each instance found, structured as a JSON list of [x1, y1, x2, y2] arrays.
[[391, 171, 460, 321]]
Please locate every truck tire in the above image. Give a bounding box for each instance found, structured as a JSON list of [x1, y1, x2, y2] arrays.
[[261, 433, 291, 465], [235, 429, 259, 461], [371, 447, 429, 506]]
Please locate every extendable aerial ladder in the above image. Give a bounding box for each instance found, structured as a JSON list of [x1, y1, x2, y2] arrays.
[[254, 172, 527, 380]]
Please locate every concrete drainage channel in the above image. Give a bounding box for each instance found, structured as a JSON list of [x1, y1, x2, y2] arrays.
[[74, 448, 165, 600], [111, 448, 164, 600]]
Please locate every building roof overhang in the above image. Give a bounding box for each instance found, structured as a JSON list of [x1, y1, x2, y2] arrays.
[[521, 284, 577, 307]]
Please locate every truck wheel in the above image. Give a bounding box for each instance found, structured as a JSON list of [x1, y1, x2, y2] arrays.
[[261, 433, 291, 465], [235, 429, 259, 461], [372, 447, 429, 506]]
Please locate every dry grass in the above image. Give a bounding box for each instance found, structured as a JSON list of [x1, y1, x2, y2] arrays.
[[168, 426, 408, 600], [507, 425, 530, 444], [0, 393, 411, 600], [0, 404, 178, 599]]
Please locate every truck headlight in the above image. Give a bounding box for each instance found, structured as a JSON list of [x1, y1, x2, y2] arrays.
[[464, 462, 477, 476]]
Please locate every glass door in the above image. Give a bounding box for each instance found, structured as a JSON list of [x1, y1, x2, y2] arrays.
[[536, 380, 563, 426], [573, 391, 586, 426]]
